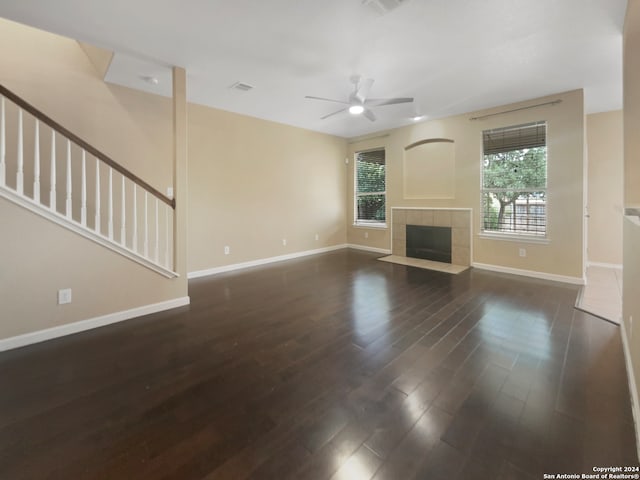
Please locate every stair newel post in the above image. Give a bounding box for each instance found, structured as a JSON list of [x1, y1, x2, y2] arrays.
[[65, 139, 72, 218], [94, 158, 101, 233], [80, 150, 87, 226], [143, 191, 149, 257], [121, 175, 126, 246], [154, 198, 160, 263], [132, 184, 138, 252], [49, 131, 56, 211], [108, 167, 113, 240], [0, 97, 5, 186], [17, 108, 23, 195], [33, 119, 40, 203]]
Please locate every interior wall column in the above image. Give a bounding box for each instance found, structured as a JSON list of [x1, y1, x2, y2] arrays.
[[172, 66, 188, 291]]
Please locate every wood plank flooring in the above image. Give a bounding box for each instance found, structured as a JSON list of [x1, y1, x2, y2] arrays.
[[0, 249, 637, 479]]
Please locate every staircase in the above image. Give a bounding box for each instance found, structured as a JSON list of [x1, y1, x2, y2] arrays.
[[0, 84, 177, 277]]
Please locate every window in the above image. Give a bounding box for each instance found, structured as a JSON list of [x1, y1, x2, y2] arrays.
[[355, 148, 386, 225], [481, 121, 547, 237]]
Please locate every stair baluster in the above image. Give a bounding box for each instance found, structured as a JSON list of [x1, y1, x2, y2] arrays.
[[33, 120, 40, 202], [94, 158, 100, 233], [80, 150, 87, 226], [107, 167, 113, 240], [49, 131, 56, 211], [120, 175, 126, 246], [17, 109, 23, 195], [144, 191, 149, 257], [65, 139, 71, 218]]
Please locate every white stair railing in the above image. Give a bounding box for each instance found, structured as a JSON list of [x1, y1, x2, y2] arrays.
[[0, 84, 176, 277]]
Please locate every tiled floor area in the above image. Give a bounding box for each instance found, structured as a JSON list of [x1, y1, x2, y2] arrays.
[[576, 265, 623, 323]]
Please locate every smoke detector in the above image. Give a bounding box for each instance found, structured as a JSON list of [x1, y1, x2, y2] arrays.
[[362, 0, 409, 14]]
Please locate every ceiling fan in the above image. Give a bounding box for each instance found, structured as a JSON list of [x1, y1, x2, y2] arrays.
[[305, 75, 413, 122]]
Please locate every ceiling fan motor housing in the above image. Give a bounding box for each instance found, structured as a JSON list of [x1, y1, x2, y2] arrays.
[[362, 0, 408, 15]]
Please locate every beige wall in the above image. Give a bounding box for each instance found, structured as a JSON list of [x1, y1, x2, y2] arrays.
[[347, 90, 585, 279], [586, 111, 623, 266], [0, 19, 187, 340], [623, 0, 640, 422], [0, 18, 173, 190], [187, 103, 347, 273], [0, 201, 184, 339]]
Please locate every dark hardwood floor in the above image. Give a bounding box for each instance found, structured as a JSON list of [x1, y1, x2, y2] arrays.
[[0, 249, 637, 479]]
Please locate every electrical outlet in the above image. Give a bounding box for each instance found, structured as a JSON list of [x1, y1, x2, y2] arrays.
[[364, 232, 369, 239], [58, 288, 72, 305], [282, 238, 287, 246], [315, 233, 319, 241], [519, 248, 526, 257], [167, 186, 174, 199], [224, 246, 230, 255]]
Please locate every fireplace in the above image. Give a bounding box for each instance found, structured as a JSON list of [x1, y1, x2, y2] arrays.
[[406, 225, 452, 263], [391, 208, 471, 266]]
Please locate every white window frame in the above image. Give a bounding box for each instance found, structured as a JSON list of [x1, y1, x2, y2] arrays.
[[354, 148, 387, 227], [480, 121, 548, 242]]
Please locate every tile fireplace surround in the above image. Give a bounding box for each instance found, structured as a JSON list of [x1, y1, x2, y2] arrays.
[[391, 208, 472, 266]]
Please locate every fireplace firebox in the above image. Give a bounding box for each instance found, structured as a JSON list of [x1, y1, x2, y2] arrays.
[[406, 225, 452, 263]]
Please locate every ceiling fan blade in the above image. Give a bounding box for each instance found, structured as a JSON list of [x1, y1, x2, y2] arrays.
[[365, 97, 414, 106], [320, 107, 348, 120], [363, 108, 376, 122], [305, 95, 350, 105], [355, 78, 374, 103]]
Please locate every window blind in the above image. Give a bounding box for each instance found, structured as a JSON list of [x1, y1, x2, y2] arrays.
[[356, 149, 386, 193], [483, 121, 546, 155]]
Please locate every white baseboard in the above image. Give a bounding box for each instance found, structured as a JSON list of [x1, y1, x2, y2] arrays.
[[620, 322, 640, 462], [346, 244, 392, 255], [0, 296, 190, 352], [472, 262, 584, 285], [587, 261, 623, 270], [188, 244, 348, 279]]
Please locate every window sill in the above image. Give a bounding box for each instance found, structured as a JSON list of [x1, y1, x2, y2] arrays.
[[478, 232, 550, 245], [353, 222, 388, 230]]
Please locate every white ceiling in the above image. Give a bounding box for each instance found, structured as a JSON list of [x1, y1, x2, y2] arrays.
[[0, 0, 627, 138]]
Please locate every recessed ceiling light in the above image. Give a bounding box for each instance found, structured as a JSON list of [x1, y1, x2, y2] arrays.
[[412, 115, 424, 121], [349, 105, 365, 115], [140, 75, 159, 85]]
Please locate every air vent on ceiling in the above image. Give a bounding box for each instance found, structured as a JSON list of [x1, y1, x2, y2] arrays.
[[362, 0, 409, 14], [230, 81, 255, 92]]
